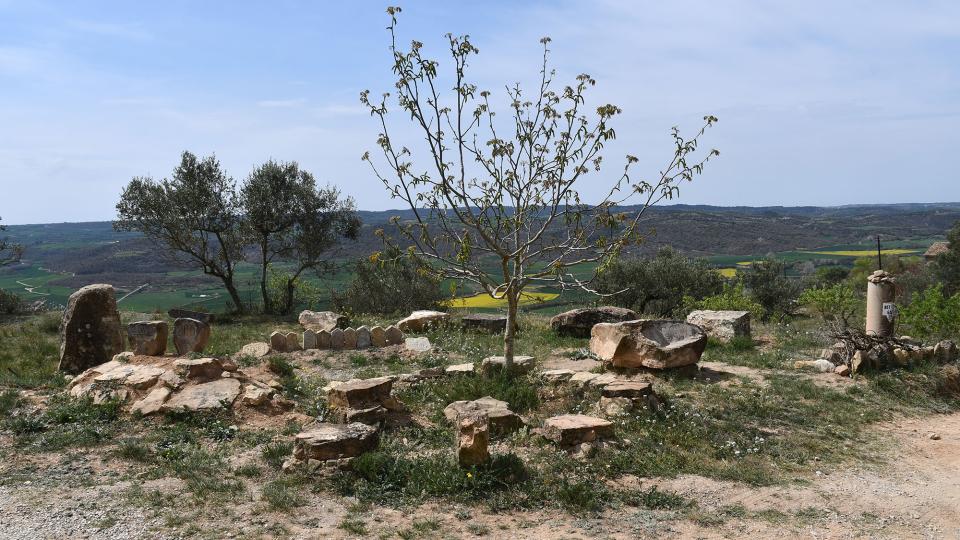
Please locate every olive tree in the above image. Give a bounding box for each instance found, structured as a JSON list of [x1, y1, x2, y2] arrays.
[[241, 160, 361, 314], [115, 151, 247, 312], [0, 216, 23, 267], [933, 221, 960, 296], [361, 8, 718, 367]]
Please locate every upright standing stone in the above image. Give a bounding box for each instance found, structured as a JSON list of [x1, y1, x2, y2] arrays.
[[356, 326, 372, 349], [330, 328, 345, 349], [285, 332, 301, 352], [866, 270, 896, 337], [685, 310, 751, 343], [303, 330, 318, 350], [342, 328, 358, 349], [127, 321, 168, 356], [457, 412, 490, 467], [385, 325, 404, 346], [270, 331, 287, 352], [317, 330, 331, 349], [58, 284, 124, 374], [370, 326, 387, 347], [173, 318, 211, 355]]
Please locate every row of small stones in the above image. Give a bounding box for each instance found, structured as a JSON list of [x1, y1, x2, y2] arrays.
[[270, 325, 406, 352]]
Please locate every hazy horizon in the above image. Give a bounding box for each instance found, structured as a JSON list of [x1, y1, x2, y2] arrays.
[[2, 1, 959, 225]]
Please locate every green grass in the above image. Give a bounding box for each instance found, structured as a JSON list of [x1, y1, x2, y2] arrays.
[[0, 313, 64, 388], [4, 395, 123, 450]]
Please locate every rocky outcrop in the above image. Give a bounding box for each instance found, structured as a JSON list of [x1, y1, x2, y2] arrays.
[[58, 284, 124, 374], [326, 377, 404, 424], [396, 310, 450, 332], [298, 310, 348, 332], [443, 396, 523, 434], [685, 310, 751, 343], [127, 321, 168, 356], [541, 414, 613, 446], [163, 378, 242, 411], [292, 423, 379, 462], [173, 318, 210, 355], [590, 319, 707, 369], [549, 306, 638, 338]]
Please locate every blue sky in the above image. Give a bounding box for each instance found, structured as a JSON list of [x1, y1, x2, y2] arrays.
[[1, 0, 958, 224]]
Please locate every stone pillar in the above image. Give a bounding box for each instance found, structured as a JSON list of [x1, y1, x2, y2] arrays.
[[866, 270, 896, 337], [457, 412, 490, 467]]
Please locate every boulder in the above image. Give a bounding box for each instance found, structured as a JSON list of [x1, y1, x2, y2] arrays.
[[405, 337, 432, 353], [342, 328, 358, 349], [58, 284, 124, 374], [457, 412, 490, 467], [168, 308, 214, 324], [445, 363, 475, 375], [479, 355, 535, 374], [327, 377, 394, 410], [589, 319, 707, 369], [293, 423, 379, 462], [385, 325, 404, 345], [329, 328, 345, 350], [298, 310, 348, 332], [356, 326, 372, 349], [173, 318, 210, 355], [542, 414, 613, 446], [239, 342, 271, 358], [303, 330, 318, 350], [685, 310, 751, 343], [127, 321, 168, 356], [461, 313, 509, 334], [934, 340, 958, 364], [550, 306, 638, 338], [130, 387, 171, 416], [396, 310, 450, 332], [370, 326, 387, 347], [174, 357, 223, 381], [835, 364, 851, 377], [812, 359, 836, 372], [163, 378, 242, 412], [240, 385, 273, 406], [443, 396, 523, 433]]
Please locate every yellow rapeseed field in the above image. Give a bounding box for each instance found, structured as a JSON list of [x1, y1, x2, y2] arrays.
[[716, 268, 738, 278], [803, 249, 920, 257], [445, 291, 559, 309]]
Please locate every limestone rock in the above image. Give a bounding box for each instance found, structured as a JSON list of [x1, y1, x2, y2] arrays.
[[893, 348, 911, 366], [163, 378, 241, 411], [370, 326, 387, 347], [461, 313, 509, 334], [443, 396, 523, 433], [329, 328, 345, 349], [342, 328, 358, 349], [813, 359, 836, 372], [445, 363, 475, 375], [303, 330, 318, 350], [239, 342, 271, 358], [590, 319, 707, 369], [934, 340, 958, 364], [58, 284, 124, 374], [569, 371, 599, 387], [601, 381, 653, 399], [327, 377, 394, 410], [384, 325, 404, 345], [588, 373, 618, 388], [550, 306, 638, 338], [542, 414, 614, 446], [240, 385, 273, 406], [542, 369, 575, 382], [298, 310, 348, 332], [173, 318, 210, 355], [293, 423, 379, 461], [600, 396, 634, 416], [686, 310, 751, 343], [457, 412, 490, 467], [396, 310, 450, 332], [356, 326, 372, 349], [338, 406, 387, 425], [127, 321, 168, 356], [479, 355, 535, 374], [835, 364, 851, 377], [405, 337, 432, 353], [124, 365, 166, 389], [174, 357, 223, 381], [131, 387, 171, 416]]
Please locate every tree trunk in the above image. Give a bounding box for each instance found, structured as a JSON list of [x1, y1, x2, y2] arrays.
[[259, 243, 271, 314], [503, 290, 519, 372], [283, 277, 296, 315], [222, 277, 245, 314]]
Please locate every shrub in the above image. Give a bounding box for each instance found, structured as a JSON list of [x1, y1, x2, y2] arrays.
[[813, 266, 850, 287], [332, 249, 444, 316], [739, 258, 801, 321], [798, 283, 862, 329], [933, 221, 960, 295], [899, 284, 960, 341], [594, 247, 723, 317], [685, 283, 764, 322], [0, 289, 25, 316], [264, 266, 323, 315]]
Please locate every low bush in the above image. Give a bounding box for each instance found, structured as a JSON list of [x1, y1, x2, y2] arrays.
[[739, 258, 802, 321], [685, 283, 763, 322], [332, 249, 444, 316], [899, 284, 960, 341], [798, 283, 862, 329]]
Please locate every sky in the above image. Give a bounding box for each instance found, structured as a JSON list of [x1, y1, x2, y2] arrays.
[[1, 0, 958, 225]]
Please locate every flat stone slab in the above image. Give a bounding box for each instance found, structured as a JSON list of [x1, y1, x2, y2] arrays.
[[479, 355, 535, 374], [445, 363, 475, 374], [461, 313, 509, 333], [238, 342, 271, 358], [686, 310, 751, 343], [542, 414, 614, 446], [327, 377, 394, 410], [541, 369, 575, 382], [550, 306, 638, 338], [405, 337, 432, 353], [397, 310, 450, 332], [443, 396, 523, 433], [293, 423, 379, 461], [601, 381, 653, 398], [163, 378, 241, 412]]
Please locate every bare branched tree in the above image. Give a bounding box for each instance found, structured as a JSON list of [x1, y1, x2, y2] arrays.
[[361, 7, 718, 367]]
